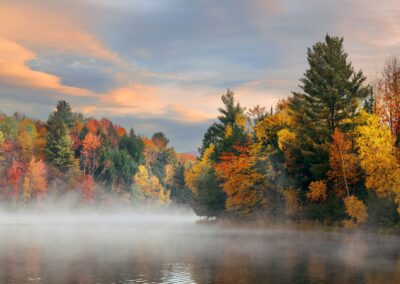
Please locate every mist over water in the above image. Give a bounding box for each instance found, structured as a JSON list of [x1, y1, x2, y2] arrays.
[[1, 205, 400, 284]]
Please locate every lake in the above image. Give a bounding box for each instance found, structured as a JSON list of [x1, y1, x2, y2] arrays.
[[0, 213, 399, 283]]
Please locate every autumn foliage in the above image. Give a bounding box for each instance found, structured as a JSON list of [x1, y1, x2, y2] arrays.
[[188, 38, 400, 229], [327, 129, 360, 197], [0, 100, 191, 208], [215, 144, 266, 215], [343, 195, 368, 228], [23, 158, 47, 200], [2, 36, 400, 231], [307, 181, 327, 202]]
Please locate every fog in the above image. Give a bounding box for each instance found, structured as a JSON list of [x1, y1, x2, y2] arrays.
[[1, 201, 400, 283]]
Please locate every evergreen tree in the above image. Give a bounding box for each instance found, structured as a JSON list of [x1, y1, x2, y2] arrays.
[[288, 35, 371, 182], [45, 114, 75, 172], [199, 89, 247, 159], [53, 100, 76, 129], [151, 132, 169, 148], [186, 145, 226, 217], [118, 129, 145, 164], [97, 147, 138, 188], [170, 164, 192, 204]]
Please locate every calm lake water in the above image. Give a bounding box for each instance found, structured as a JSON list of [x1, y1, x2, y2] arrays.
[[0, 213, 400, 284]]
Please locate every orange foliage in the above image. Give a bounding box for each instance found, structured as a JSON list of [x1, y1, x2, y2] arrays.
[[114, 125, 127, 138], [81, 133, 101, 175], [35, 125, 47, 160], [343, 195, 368, 228], [177, 153, 196, 162], [327, 129, 360, 197], [307, 180, 327, 202], [215, 144, 265, 214], [87, 119, 100, 134]]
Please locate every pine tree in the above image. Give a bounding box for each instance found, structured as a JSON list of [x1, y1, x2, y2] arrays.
[[118, 129, 145, 164], [45, 114, 75, 173], [288, 35, 371, 182], [199, 89, 247, 159], [170, 164, 192, 204], [53, 100, 76, 129]]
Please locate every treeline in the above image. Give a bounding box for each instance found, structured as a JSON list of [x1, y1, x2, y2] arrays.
[[0, 101, 193, 207], [186, 35, 400, 229]]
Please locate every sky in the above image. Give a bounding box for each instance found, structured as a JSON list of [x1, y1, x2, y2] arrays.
[[1, 0, 399, 152]]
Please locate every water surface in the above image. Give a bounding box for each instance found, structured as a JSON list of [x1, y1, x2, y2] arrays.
[[0, 213, 399, 283]]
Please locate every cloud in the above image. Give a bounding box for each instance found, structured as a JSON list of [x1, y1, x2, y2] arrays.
[[0, 39, 93, 97], [83, 84, 217, 123], [1, 0, 400, 151], [0, 1, 122, 64], [101, 85, 161, 114]]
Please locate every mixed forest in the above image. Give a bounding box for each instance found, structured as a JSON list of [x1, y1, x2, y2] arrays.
[[0, 100, 193, 208], [1, 35, 400, 230]]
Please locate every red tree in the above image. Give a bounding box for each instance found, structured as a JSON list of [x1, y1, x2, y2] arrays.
[[7, 160, 23, 199]]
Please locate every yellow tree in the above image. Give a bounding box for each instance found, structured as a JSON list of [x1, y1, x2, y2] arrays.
[[343, 195, 368, 228], [132, 165, 171, 205], [18, 120, 38, 162], [355, 110, 400, 212], [23, 158, 47, 200], [164, 164, 175, 187], [254, 99, 293, 145], [185, 144, 215, 192], [254, 99, 297, 174]]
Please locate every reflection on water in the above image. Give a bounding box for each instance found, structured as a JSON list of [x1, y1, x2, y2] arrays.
[[1, 214, 400, 283]]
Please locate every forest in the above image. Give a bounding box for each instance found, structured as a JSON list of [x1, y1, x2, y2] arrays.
[[0, 100, 193, 208], [1, 35, 400, 230]]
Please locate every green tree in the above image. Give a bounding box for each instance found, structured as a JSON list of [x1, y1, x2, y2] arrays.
[[0, 117, 19, 141], [118, 129, 145, 164], [288, 35, 371, 183], [53, 100, 76, 129], [97, 147, 138, 189], [186, 144, 226, 217], [45, 114, 75, 173], [170, 164, 192, 204], [199, 89, 247, 159]]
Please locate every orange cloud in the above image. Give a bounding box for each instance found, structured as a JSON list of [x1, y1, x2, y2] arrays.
[[101, 84, 163, 114], [0, 38, 92, 96], [89, 84, 215, 122], [0, 2, 122, 64], [166, 104, 215, 123]]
